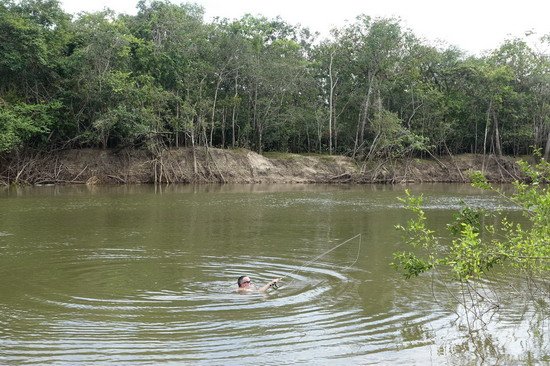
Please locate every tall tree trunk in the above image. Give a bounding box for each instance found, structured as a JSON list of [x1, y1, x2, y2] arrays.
[[355, 77, 374, 155], [190, 122, 197, 177], [201, 116, 209, 150], [221, 108, 226, 148], [334, 113, 338, 152], [353, 110, 362, 158], [258, 123, 263, 154], [328, 51, 335, 155], [253, 84, 260, 153], [210, 76, 222, 147], [175, 98, 180, 148], [317, 113, 322, 154], [544, 130, 550, 160], [231, 74, 238, 148], [492, 110, 502, 156], [101, 133, 108, 150], [474, 119, 478, 154], [482, 100, 492, 171]]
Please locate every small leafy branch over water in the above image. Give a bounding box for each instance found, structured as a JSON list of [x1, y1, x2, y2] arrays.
[[392, 152, 549, 361], [393, 154, 549, 280]]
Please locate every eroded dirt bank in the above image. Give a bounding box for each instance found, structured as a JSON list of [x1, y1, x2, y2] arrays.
[[0, 147, 525, 185]]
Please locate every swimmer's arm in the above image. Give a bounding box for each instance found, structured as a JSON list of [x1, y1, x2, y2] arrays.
[[258, 278, 280, 292]]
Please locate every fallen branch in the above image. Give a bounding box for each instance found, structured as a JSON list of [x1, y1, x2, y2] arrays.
[[15, 160, 32, 184], [35, 179, 87, 185], [71, 165, 89, 182], [330, 173, 352, 181], [107, 175, 126, 184], [207, 149, 226, 183]]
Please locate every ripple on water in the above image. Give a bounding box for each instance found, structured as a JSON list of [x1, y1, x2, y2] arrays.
[[0, 253, 454, 365]]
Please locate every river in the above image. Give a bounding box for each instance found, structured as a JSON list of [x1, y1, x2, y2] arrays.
[[0, 184, 547, 365]]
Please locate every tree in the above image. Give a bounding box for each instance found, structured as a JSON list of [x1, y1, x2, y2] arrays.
[[335, 16, 405, 157], [0, 0, 69, 103], [230, 15, 314, 153], [490, 38, 550, 158], [128, 0, 208, 151], [1, 2, 548, 158], [0, 101, 61, 152], [0, 0, 69, 151], [392, 155, 550, 357]]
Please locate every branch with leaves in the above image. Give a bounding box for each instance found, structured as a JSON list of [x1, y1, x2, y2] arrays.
[[393, 151, 550, 281]]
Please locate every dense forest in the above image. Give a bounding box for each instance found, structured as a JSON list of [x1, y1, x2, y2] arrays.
[[1, 0, 549, 160]]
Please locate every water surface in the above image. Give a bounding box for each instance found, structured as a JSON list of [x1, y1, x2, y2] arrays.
[[0, 184, 546, 365]]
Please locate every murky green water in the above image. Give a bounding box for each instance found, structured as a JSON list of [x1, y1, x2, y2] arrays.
[[0, 184, 547, 365]]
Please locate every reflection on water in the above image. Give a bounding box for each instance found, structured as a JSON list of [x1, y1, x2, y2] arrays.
[[0, 184, 547, 365]]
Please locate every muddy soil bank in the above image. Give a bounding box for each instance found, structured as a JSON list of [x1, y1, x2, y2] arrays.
[[0, 147, 525, 185]]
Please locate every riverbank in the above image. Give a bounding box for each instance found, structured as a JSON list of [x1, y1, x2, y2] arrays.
[[0, 147, 525, 185]]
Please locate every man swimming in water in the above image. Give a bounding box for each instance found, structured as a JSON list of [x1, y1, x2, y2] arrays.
[[237, 276, 280, 292]]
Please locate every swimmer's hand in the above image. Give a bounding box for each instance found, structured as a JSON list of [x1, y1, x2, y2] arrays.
[[259, 278, 281, 292], [269, 278, 281, 289]]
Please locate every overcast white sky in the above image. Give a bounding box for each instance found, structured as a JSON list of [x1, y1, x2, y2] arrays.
[[60, 0, 550, 55]]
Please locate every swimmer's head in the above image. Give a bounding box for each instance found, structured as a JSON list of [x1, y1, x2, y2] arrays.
[[237, 276, 251, 288]]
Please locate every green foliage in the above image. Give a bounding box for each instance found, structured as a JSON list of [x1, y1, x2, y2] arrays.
[[395, 190, 436, 249], [0, 1, 548, 157], [0, 101, 61, 152], [447, 205, 485, 235], [392, 252, 433, 279], [0, 0, 69, 96], [392, 190, 439, 278], [368, 109, 431, 159], [470, 170, 492, 190], [393, 160, 550, 281]]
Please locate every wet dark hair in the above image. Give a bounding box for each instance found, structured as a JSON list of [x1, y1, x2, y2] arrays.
[[237, 276, 247, 287]]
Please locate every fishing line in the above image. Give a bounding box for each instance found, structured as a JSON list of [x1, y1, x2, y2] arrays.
[[277, 233, 362, 288]]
